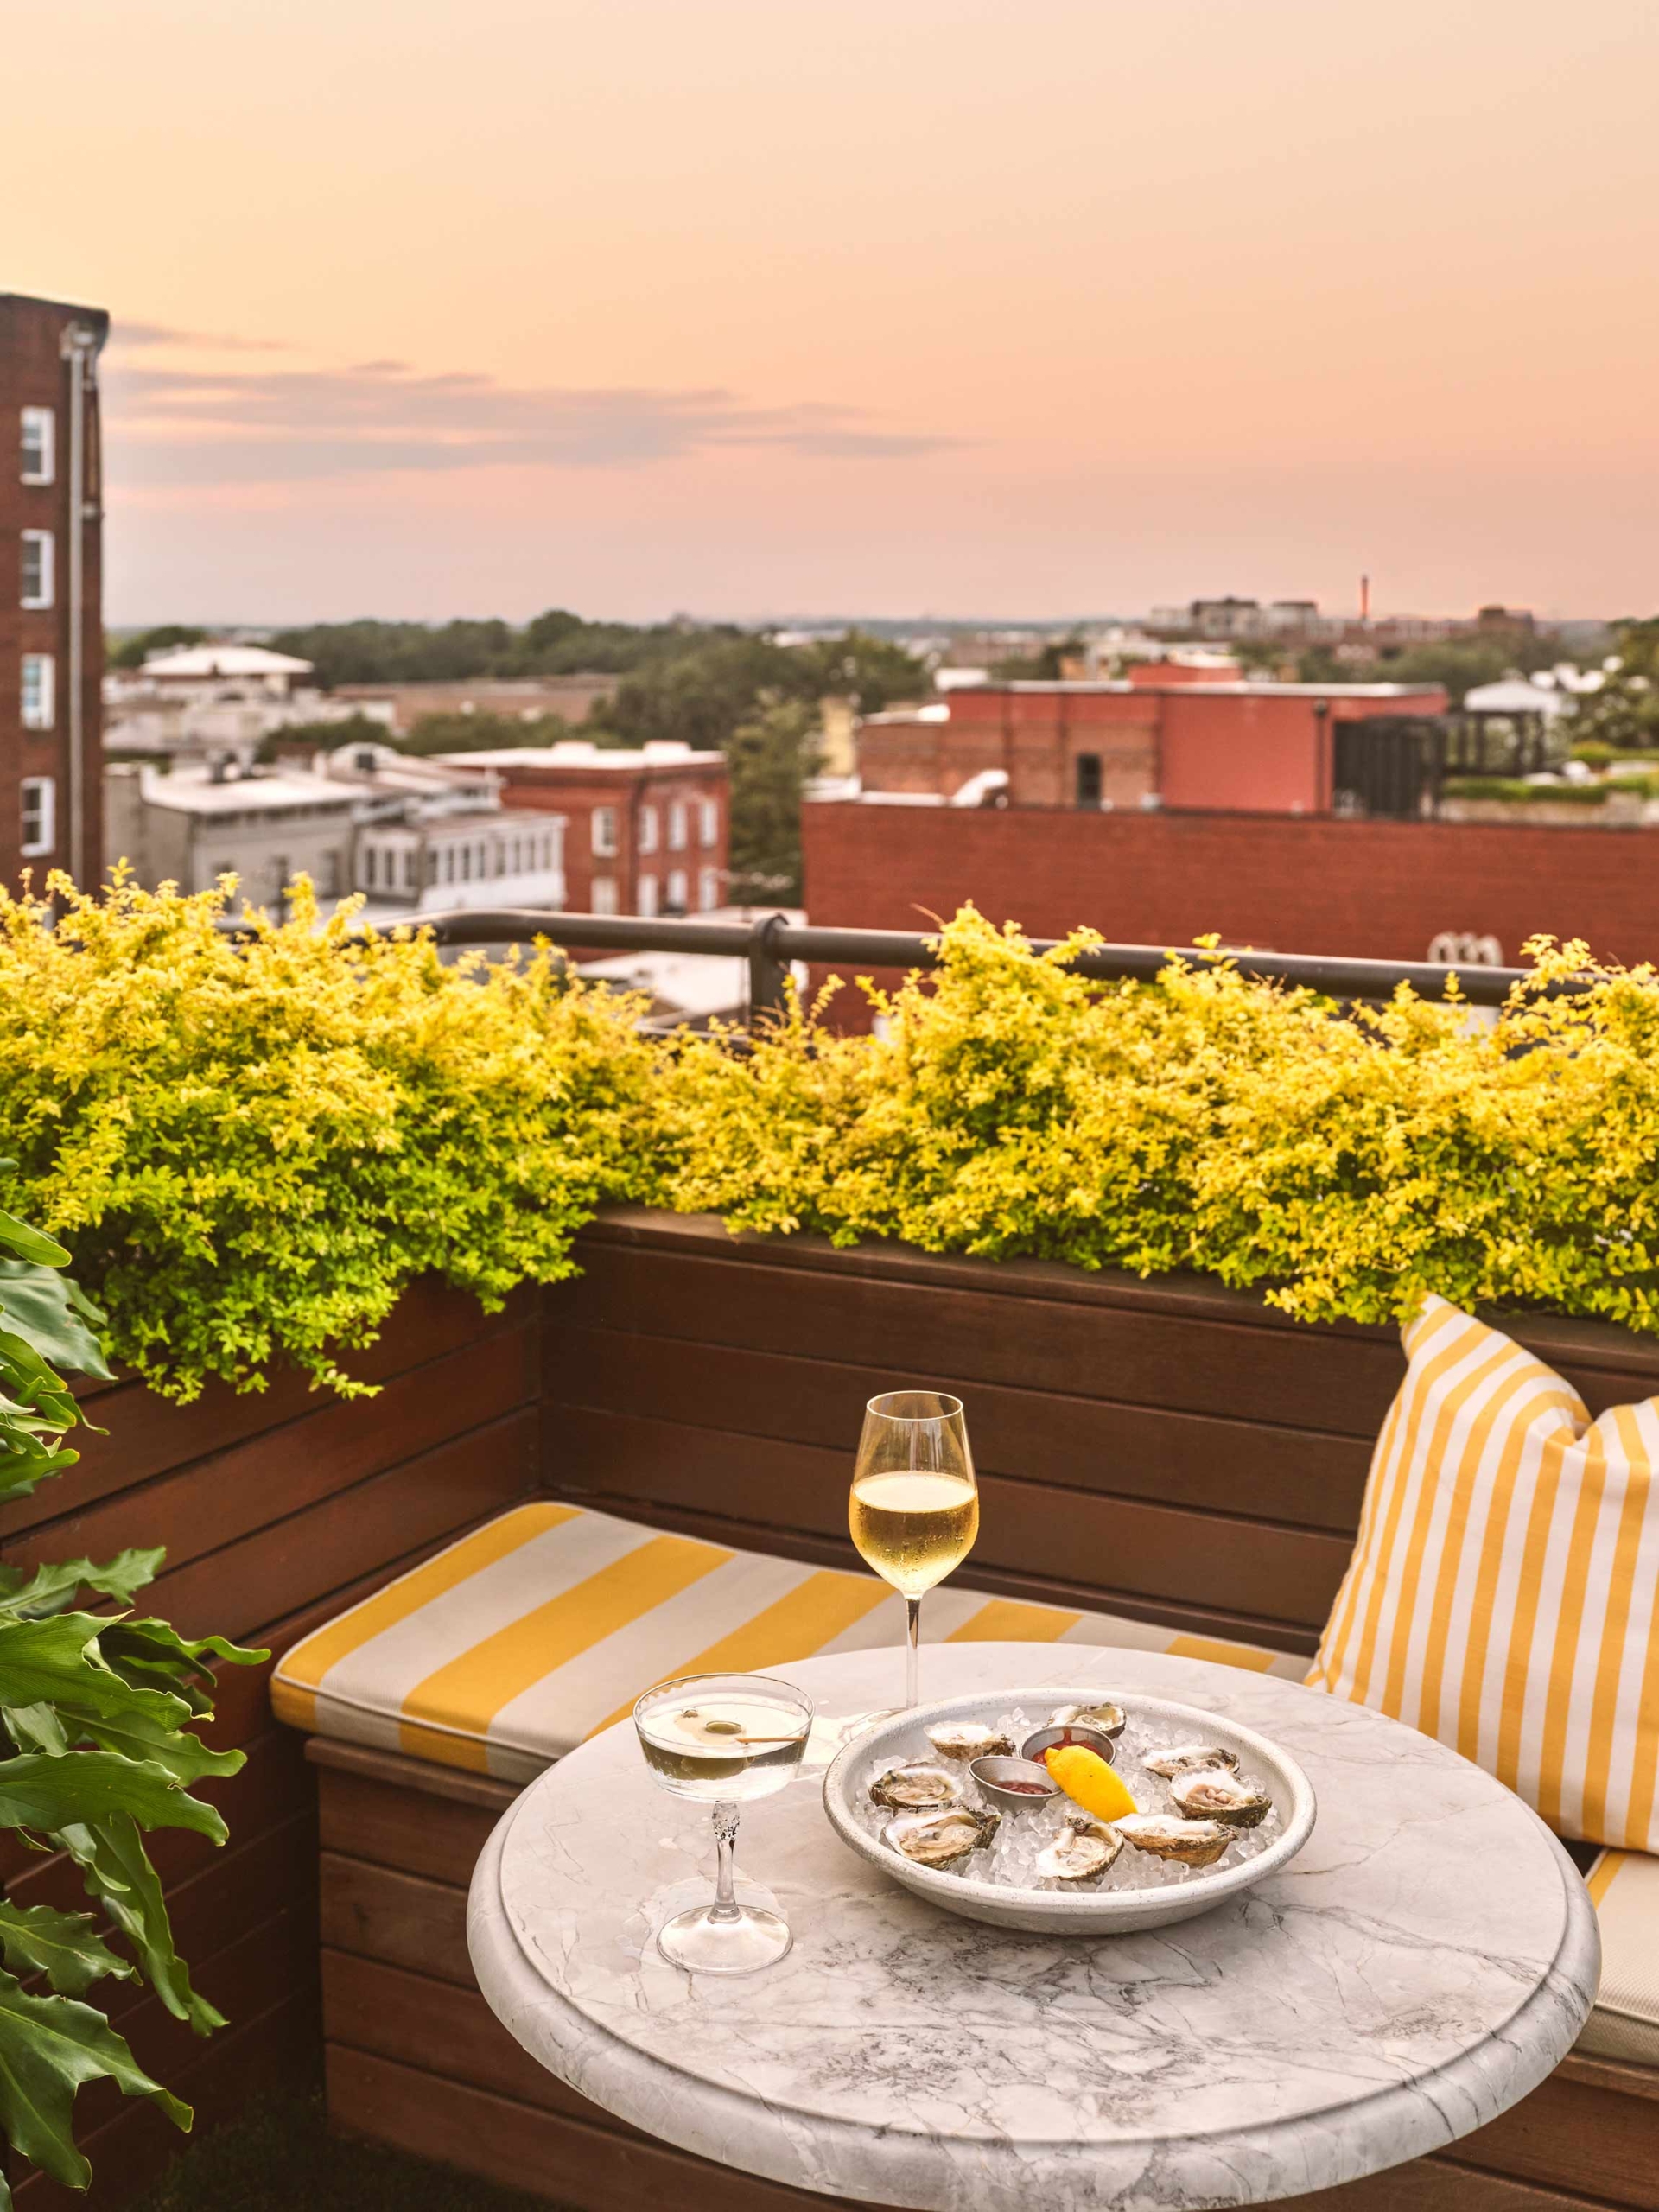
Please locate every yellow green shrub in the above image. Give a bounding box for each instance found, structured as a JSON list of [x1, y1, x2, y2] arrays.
[[657, 907, 1659, 1336], [0, 875, 653, 1399], [9, 885, 1659, 1395]]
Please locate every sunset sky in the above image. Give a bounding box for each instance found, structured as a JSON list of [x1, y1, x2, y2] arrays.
[[10, 0, 1658, 625]]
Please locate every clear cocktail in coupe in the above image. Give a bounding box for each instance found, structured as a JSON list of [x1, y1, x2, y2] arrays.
[[633, 1671, 813, 1974], [849, 1389, 978, 1711]]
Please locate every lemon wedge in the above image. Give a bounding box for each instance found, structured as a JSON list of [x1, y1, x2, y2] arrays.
[[1043, 1744, 1138, 1823]]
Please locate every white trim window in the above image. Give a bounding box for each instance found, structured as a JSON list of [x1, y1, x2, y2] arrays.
[[667, 800, 687, 851], [699, 866, 720, 912], [591, 875, 618, 916], [699, 798, 720, 848], [637, 872, 659, 918], [638, 803, 659, 854], [21, 653, 54, 730], [20, 531, 54, 609], [20, 776, 55, 857], [20, 408, 54, 486], [665, 868, 688, 912], [591, 805, 617, 857]]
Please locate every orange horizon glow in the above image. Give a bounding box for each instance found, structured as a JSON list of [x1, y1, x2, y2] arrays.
[[8, 0, 1658, 625]]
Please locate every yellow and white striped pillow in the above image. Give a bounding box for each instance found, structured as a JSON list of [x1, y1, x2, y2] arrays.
[[1307, 1295, 1659, 1849]]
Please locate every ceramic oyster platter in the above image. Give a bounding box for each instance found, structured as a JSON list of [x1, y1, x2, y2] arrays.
[[822, 1687, 1316, 1934]]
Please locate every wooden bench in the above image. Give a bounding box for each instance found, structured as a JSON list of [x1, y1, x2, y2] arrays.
[[302, 1211, 1659, 2212]]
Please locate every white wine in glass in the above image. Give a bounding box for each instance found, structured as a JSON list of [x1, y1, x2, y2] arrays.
[[849, 1390, 978, 1710]]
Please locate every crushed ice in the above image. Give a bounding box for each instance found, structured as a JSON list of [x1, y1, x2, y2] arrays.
[[855, 1706, 1282, 1894]]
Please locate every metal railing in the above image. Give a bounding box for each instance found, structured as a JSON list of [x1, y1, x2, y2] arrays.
[[404, 909, 1570, 1023]]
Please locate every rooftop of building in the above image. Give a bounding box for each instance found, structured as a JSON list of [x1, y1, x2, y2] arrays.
[[433, 741, 725, 771], [119, 764, 354, 815], [141, 645, 315, 680]]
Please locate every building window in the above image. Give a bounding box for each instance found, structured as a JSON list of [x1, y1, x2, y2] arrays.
[[699, 866, 720, 912], [592, 876, 618, 915], [20, 776, 54, 857], [638, 804, 658, 854], [20, 531, 54, 610], [591, 806, 617, 857], [638, 873, 659, 918], [667, 800, 687, 851], [1074, 753, 1103, 807], [20, 408, 54, 486], [699, 798, 719, 848], [21, 653, 54, 729], [665, 868, 688, 913]]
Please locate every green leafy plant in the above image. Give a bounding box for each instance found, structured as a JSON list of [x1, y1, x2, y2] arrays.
[[656, 906, 1659, 1339], [0, 1189, 264, 2203], [0, 874, 652, 1402]]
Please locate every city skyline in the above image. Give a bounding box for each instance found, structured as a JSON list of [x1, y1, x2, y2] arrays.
[[9, 0, 1657, 624]]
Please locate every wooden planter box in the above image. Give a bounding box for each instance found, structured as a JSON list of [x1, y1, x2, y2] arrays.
[[0, 1281, 543, 2210], [9, 1206, 1659, 2208]]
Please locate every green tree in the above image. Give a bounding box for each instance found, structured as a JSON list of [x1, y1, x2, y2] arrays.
[[1564, 620, 1659, 751], [601, 637, 811, 753], [795, 630, 930, 714], [724, 700, 823, 904], [399, 711, 577, 756]]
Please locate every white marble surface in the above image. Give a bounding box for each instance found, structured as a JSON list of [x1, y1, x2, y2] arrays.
[[467, 1644, 1599, 2211]]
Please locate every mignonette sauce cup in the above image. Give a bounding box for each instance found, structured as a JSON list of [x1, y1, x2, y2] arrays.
[[633, 1670, 813, 1975], [849, 1390, 978, 1714]]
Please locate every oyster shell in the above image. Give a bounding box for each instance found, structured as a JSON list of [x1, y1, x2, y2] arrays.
[[1048, 1700, 1127, 1738], [869, 1761, 963, 1811], [886, 1805, 1001, 1869], [1170, 1767, 1271, 1827], [925, 1721, 1014, 1762], [1115, 1815, 1232, 1868], [1142, 1744, 1240, 1781], [1034, 1815, 1122, 1885]]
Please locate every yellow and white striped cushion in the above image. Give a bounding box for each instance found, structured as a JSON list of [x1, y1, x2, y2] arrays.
[[272, 1501, 1306, 1783], [1580, 1848, 1659, 2068], [1307, 1295, 1659, 1851]]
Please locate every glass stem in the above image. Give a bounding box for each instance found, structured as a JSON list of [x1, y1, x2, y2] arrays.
[[709, 1800, 741, 1923], [905, 1592, 922, 1709]]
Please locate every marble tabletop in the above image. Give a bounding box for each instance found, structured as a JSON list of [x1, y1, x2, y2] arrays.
[[467, 1643, 1599, 2211]]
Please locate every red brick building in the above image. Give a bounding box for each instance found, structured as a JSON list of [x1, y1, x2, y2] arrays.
[[802, 803, 1659, 1027], [442, 741, 728, 914], [1, 293, 107, 890], [856, 679, 1447, 816]]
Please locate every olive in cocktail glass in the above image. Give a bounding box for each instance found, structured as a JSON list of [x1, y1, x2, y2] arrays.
[[633, 1671, 813, 1975]]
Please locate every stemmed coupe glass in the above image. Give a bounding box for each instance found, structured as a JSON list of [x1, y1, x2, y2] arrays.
[[633, 1670, 813, 1975], [849, 1390, 979, 1711]]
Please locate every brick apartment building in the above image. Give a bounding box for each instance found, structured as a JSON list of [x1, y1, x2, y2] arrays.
[[800, 674, 1659, 1027], [855, 677, 1447, 816], [442, 741, 728, 914], [1, 293, 107, 890]]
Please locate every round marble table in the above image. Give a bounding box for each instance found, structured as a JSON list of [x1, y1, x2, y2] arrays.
[[467, 1643, 1599, 2212]]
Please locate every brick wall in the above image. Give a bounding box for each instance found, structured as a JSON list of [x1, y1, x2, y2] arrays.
[[0, 293, 106, 892], [801, 800, 1659, 1025]]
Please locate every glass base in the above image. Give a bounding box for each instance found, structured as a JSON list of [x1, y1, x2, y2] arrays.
[[656, 1902, 792, 1975]]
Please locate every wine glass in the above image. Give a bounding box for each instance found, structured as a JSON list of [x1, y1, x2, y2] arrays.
[[633, 1671, 813, 1975], [849, 1390, 978, 1712]]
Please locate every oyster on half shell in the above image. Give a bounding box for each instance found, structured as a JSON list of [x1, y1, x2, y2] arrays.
[[1115, 1815, 1232, 1869], [1048, 1700, 1127, 1738], [869, 1762, 963, 1811], [1170, 1767, 1271, 1827], [925, 1721, 1014, 1762], [1142, 1744, 1240, 1782], [1034, 1815, 1122, 1885], [886, 1805, 1001, 1870]]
